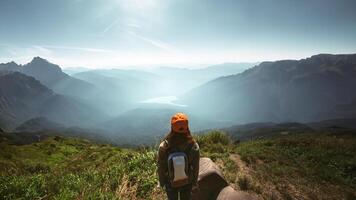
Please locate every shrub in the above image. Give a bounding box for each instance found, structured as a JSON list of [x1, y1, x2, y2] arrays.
[[195, 130, 230, 146]]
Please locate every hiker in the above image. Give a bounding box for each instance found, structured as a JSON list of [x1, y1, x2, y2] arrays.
[[157, 113, 200, 200]]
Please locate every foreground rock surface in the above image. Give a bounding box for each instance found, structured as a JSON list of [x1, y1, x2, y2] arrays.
[[217, 186, 260, 200], [192, 157, 260, 200]]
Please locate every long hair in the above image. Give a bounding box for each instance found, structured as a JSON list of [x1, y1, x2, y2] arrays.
[[164, 128, 195, 147]]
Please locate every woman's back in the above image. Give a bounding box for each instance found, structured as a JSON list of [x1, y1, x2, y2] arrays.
[[157, 113, 200, 200]]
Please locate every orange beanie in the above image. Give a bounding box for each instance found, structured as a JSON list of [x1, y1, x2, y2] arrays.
[[171, 113, 189, 133]]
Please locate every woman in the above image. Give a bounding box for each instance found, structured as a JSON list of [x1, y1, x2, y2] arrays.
[[157, 113, 200, 200]]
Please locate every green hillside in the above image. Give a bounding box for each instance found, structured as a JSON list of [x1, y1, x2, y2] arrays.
[[232, 132, 356, 200], [0, 130, 355, 200], [0, 136, 163, 199]]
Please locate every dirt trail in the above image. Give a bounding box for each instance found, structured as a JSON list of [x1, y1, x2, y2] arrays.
[[229, 153, 256, 191], [229, 154, 296, 200], [228, 154, 264, 199], [229, 154, 251, 176]]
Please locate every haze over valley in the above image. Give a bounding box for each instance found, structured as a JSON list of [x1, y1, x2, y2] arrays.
[[1, 54, 356, 144], [1, 0, 356, 142]]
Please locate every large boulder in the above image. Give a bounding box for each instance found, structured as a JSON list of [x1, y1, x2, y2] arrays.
[[192, 158, 260, 200], [192, 158, 228, 200]]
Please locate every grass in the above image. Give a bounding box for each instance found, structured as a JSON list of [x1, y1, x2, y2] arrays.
[[1, 130, 356, 199], [0, 130, 237, 199], [234, 132, 356, 199], [236, 175, 252, 190], [195, 130, 232, 161], [0, 136, 163, 200], [195, 130, 239, 183]]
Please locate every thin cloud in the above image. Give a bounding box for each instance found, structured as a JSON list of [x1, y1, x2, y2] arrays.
[[41, 45, 115, 53], [32, 45, 52, 54], [128, 31, 178, 52], [128, 23, 140, 28], [0, 45, 52, 62], [102, 18, 121, 34]]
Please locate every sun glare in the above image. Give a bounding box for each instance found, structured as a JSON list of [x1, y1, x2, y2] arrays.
[[120, 0, 160, 14]]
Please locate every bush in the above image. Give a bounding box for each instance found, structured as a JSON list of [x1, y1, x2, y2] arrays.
[[195, 130, 230, 146]]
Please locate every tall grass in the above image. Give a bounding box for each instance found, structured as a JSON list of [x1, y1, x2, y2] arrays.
[[234, 133, 356, 199], [0, 136, 163, 200], [2, 131, 355, 199]]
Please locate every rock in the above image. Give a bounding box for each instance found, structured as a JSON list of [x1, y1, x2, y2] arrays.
[[192, 158, 261, 200], [217, 186, 260, 200], [192, 158, 228, 200]]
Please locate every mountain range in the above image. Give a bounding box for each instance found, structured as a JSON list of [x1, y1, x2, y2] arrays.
[[0, 57, 93, 99], [181, 54, 356, 123], [0, 71, 107, 130], [70, 63, 255, 114], [0, 53, 356, 142]]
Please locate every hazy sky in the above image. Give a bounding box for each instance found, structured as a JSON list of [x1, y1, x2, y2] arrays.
[[1, 0, 356, 68]]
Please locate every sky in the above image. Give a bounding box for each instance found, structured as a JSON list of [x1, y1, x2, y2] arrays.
[[1, 0, 356, 68]]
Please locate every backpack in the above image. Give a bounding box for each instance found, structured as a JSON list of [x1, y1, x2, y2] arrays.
[[165, 140, 194, 188]]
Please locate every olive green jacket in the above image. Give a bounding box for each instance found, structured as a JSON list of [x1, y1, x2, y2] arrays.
[[157, 140, 200, 187]]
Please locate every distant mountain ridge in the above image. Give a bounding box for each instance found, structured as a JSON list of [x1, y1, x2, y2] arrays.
[[149, 63, 255, 95], [101, 107, 233, 144], [15, 117, 63, 132], [0, 72, 107, 130], [0, 57, 93, 98], [72, 69, 159, 114], [1, 54, 355, 138], [181, 53, 356, 123], [70, 62, 255, 114]]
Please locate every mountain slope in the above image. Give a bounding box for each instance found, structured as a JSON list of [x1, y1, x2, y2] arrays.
[[101, 107, 233, 144], [152, 63, 255, 81], [0, 72, 108, 129], [0, 57, 93, 99], [0, 71, 53, 129], [72, 70, 158, 114], [181, 54, 356, 123], [15, 117, 63, 132], [150, 63, 255, 95]]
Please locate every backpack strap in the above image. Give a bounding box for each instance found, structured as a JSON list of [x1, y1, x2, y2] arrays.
[[185, 143, 194, 176], [163, 139, 169, 148], [185, 142, 194, 153]]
